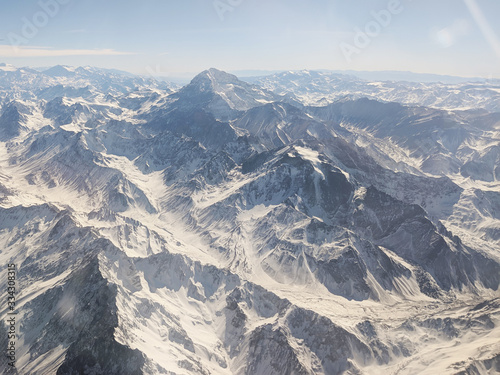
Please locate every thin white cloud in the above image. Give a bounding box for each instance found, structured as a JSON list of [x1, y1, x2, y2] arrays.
[[0, 45, 134, 57]]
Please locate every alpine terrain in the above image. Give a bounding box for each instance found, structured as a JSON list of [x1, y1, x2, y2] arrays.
[[0, 63, 499, 374]]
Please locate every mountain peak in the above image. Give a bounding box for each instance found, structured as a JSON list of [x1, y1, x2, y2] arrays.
[[190, 68, 240, 87], [43, 65, 77, 77], [173, 68, 279, 117], [0, 63, 17, 72]]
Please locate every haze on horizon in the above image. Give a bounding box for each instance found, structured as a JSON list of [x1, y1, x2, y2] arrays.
[[0, 0, 499, 79]]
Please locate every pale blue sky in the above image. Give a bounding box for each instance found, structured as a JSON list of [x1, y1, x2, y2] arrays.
[[0, 0, 499, 78]]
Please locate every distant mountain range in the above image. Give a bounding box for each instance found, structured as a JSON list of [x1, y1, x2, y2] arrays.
[[160, 68, 496, 86]]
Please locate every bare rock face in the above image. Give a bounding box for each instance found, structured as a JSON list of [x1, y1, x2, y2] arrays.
[[54, 261, 146, 375], [0, 102, 28, 141]]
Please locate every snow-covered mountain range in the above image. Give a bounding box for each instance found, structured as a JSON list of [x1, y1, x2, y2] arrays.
[[0, 64, 499, 374], [245, 70, 500, 112]]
